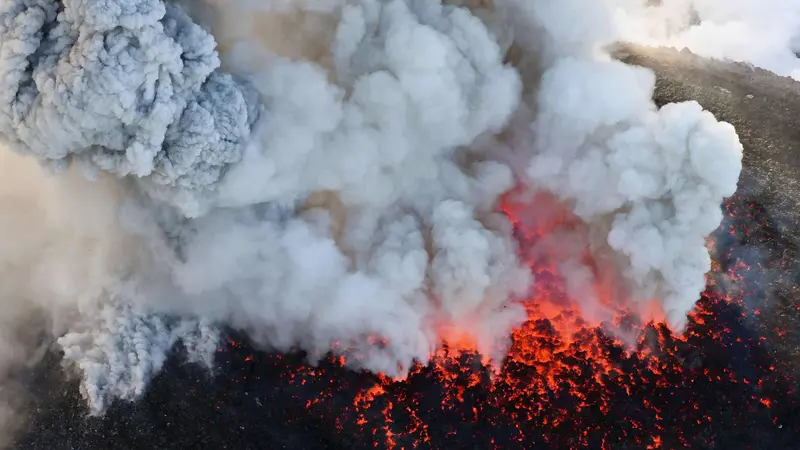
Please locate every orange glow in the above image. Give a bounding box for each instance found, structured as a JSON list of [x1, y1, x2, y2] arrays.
[[217, 190, 794, 449]]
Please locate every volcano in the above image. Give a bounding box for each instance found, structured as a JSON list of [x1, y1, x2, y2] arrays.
[[11, 46, 800, 450]]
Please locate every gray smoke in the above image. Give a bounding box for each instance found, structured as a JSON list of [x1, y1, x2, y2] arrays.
[[0, 0, 747, 441], [58, 300, 218, 414], [0, 0, 260, 216]]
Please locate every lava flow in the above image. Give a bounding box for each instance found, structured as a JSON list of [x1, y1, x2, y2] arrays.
[[17, 188, 800, 450], [38, 189, 794, 450], [166, 189, 794, 450]]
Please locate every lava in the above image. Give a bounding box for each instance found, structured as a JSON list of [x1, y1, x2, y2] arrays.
[[181, 191, 799, 449]]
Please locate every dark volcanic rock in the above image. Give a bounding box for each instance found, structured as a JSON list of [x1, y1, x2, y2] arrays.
[[615, 44, 800, 373]]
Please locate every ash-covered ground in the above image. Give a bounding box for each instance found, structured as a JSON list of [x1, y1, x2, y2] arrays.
[[11, 48, 800, 450]]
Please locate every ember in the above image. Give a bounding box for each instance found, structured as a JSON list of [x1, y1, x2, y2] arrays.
[[246, 191, 795, 449]]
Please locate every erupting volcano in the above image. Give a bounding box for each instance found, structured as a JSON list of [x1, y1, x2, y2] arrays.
[[20, 187, 800, 449], [1, 0, 799, 448]]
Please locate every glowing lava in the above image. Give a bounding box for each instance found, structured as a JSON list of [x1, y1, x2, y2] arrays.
[[212, 191, 799, 449]]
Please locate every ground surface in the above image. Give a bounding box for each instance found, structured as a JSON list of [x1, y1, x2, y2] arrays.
[[11, 46, 800, 449], [616, 44, 800, 370]]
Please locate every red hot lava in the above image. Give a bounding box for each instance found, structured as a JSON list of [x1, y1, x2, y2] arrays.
[[210, 190, 799, 450]]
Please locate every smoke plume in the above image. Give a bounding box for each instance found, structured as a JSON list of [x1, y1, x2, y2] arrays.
[[0, 0, 754, 441]]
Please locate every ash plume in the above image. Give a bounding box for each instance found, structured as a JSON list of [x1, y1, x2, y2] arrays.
[[0, 0, 748, 441], [0, 0, 261, 216]]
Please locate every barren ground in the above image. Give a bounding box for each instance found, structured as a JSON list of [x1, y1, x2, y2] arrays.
[[616, 44, 800, 373]]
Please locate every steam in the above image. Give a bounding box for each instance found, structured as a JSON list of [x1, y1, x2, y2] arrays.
[[527, 57, 741, 329], [0, 0, 750, 440], [612, 0, 800, 80], [58, 301, 219, 414]]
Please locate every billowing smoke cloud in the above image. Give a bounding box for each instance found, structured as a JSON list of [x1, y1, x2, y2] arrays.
[[0, 149, 148, 443], [0, 0, 747, 441], [0, 0, 261, 216], [501, 0, 743, 330]]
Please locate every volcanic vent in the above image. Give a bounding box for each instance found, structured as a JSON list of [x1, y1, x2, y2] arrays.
[[18, 183, 800, 449], [0, 0, 799, 448]]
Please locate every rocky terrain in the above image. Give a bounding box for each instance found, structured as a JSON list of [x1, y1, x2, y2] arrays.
[[615, 44, 800, 373]]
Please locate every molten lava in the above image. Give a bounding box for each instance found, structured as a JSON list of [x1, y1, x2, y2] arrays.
[[213, 190, 798, 449]]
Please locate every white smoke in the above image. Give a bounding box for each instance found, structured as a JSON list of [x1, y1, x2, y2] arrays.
[[530, 61, 741, 330], [58, 301, 218, 415], [612, 0, 800, 80], [0, 0, 748, 439]]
